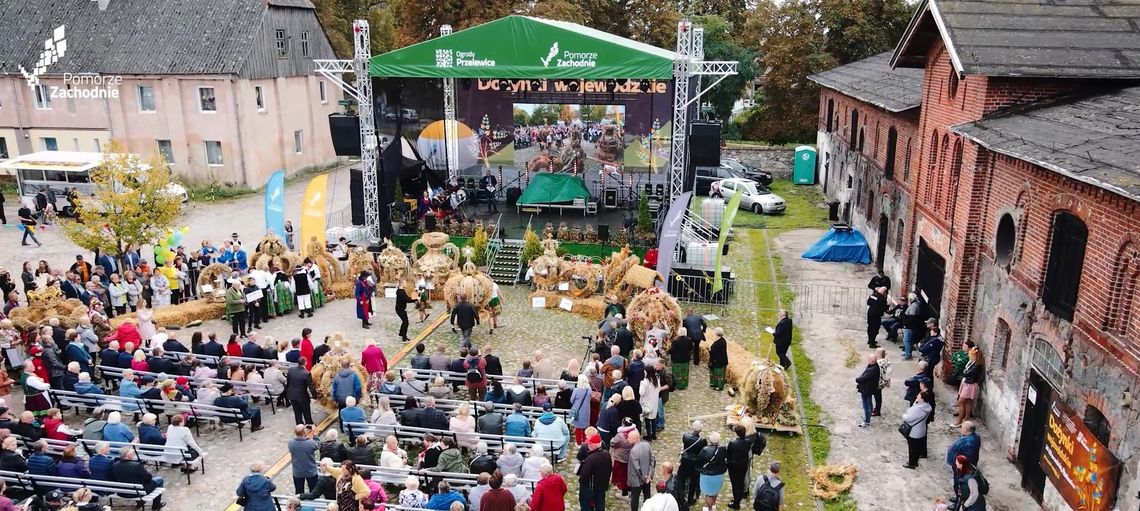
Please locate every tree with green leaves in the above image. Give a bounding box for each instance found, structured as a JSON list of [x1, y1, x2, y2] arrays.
[[513, 107, 530, 125], [529, 0, 590, 24], [637, 195, 652, 233], [467, 224, 490, 266], [691, 15, 757, 122], [817, 0, 913, 64], [312, 0, 395, 58], [62, 141, 183, 271], [579, 105, 607, 123], [520, 226, 543, 264]]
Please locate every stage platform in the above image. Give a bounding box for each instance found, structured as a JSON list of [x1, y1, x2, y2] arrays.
[[465, 204, 633, 240]]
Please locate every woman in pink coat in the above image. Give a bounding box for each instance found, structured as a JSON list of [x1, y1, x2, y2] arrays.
[[361, 339, 388, 393]]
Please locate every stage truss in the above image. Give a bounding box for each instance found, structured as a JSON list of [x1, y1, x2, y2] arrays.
[[316, 18, 736, 240]]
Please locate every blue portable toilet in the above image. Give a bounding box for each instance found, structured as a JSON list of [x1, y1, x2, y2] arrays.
[[793, 145, 817, 185]]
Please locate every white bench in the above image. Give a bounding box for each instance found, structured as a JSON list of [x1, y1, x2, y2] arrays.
[[0, 470, 164, 509]]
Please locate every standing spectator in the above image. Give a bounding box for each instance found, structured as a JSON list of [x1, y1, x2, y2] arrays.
[[355, 272, 375, 329], [682, 311, 706, 366], [953, 455, 988, 511], [725, 425, 752, 510], [751, 461, 784, 511], [707, 328, 728, 391], [903, 361, 932, 405], [697, 431, 727, 511], [901, 293, 922, 360], [855, 353, 881, 427], [17, 204, 41, 246], [395, 279, 412, 342], [361, 339, 388, 394], [643, 481, 680, 511], [628, 430, 655, 511], [954, 349, 984, 427], [639, 366, 661, 440], [464, 348, 488, 400], [226, 281, 247, 338], [286, 357, 318, 426], [668, 328, 693, 390], [530, 463, 566, 511], [866, 286, 887, 348], [946, 421, 981, 497], [483, 346, 503, 377], [570, 375, 592, 444], [327, 460, 371, 511], [901, 391, 933, 469], [578, 434, 611, 511], [450, 294, 479, 348], [772, 310, 793, 369], [236, 461, 277, 511], [874, 347, 892, 417], [868, 267, 891, 292], [919, 323, 944, 382]]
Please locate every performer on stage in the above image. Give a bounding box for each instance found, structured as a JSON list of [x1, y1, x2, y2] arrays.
[[356, 271, 375, 329], [480, 169, 498, 213]]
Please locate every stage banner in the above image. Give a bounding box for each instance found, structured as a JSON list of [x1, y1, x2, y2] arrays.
[[300, 174, 329, 257], [1040, 394, 1120, 511], [655, 191, 692, 289], [713, 191, 742, 293], [264, 170, 286, 239]]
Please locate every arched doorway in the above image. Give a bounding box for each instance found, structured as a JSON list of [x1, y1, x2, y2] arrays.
[[876, 214, 889, 269], [1017, 339, 1063, 503]]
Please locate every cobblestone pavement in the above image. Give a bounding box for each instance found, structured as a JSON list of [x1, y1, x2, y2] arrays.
[[773, 229, 1037, 511]]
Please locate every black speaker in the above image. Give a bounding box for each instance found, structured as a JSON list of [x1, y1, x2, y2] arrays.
[[690, 123, 721, 167], [506, 187, 523, 206], [329, 114, 362, 156], [644, 184, 653, 197], [350, 168, 365, 226], [655, 184, 665, 197], [598, 224, 610, 243], [604, 189, 618, 208]]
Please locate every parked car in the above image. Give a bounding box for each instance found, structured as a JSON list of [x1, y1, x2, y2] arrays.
[[714, 178, 786, 214], [383, 108, 419, 122], [694, 165, 739, 195], [721, 159, 773, 186]]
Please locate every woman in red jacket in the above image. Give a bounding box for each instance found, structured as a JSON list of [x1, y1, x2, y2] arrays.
[[529, 463, 567, 511], [226, 334, 243, 357]]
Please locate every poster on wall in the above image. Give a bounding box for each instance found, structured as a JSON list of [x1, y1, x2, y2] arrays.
[[1039, 395, 1120, 511]]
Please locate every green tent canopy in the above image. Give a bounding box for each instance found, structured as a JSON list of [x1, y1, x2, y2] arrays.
[[370, 16, 676, 79], [517, 173, 592, 204]]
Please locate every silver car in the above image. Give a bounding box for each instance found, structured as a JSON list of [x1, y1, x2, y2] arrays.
[[715, 178, 786, 214]]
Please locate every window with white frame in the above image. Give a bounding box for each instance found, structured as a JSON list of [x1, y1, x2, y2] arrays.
[[255, 85, 266, 111], [156, 140, 175, 164], [198, 87, 217, 112], [138, 85, 156, 112], [275, 29, 288, 58], [300, 30, 310, 57], [319, 81, 327, 103], [294, 130, 303, 154], [204, 140, 223, 165], [41, 137, 58, 151], [34, 85, 52, 109]]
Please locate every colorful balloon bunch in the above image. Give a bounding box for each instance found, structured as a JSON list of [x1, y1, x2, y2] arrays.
[[154, 227, 191, 264]]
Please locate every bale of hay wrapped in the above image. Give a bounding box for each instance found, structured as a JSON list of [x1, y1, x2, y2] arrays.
[[110, 300, 226, 329], [325, 280, 354, 301], [529, 291, 605, 321], [8, 298, 89, 332], [251, 232, 301, 271], [625, 287, 682, 350]]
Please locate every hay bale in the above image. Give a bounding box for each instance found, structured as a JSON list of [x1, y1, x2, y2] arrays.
[[621, 265, 663, 290], [9, 298, 89, 332], [529, 291, 605, 321], [110, 300, 226, 330]]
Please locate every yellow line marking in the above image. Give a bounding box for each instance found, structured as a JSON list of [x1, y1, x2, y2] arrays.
[[222, 312, 450, 511]]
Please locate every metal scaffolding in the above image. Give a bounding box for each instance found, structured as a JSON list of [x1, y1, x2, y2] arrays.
[[315, 20, 379, 239], [440, 25, 459, 182]]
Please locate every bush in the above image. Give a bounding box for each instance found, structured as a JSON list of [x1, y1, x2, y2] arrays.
[[520, 226, 542, 264], [637, 195, 652, 233], [467, 225, 490, 266]]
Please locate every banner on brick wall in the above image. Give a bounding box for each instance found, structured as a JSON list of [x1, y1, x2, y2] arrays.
[[1039, 394, 1120, 511]]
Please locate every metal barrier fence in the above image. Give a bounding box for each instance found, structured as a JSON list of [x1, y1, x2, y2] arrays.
[[669, 272, 867, 317]]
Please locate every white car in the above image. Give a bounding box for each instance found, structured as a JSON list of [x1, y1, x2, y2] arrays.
[[715, 178, 786, 214]]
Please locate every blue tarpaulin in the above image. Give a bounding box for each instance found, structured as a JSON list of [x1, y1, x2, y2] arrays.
[[801, 227, 873, 264]]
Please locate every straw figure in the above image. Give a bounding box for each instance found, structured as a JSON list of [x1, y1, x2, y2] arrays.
[[250, 232, 300, 271], [625, 287, 682, 350], [310, 333, 369, 410], [8, 294, 88, 332], [305, 236, 344, 283], [411, 232, 461, 294], [529, 234, 563, 291], [558, 258, 602, 299], [603, 246, 639, 299], [376, 243, 410, 286], [443, 254, 494, 313]]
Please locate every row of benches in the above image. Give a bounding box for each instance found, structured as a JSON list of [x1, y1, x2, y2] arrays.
[[48, 389, 256, 441], [8, 434, 204, 484], [398, 367, 568, 392], [371, 394, 573, 426], [96, 364, 279, 414], [0, 470, 164, 509], [344, 422, 563, 465]]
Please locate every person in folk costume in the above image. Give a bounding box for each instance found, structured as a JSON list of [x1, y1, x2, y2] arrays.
[[20, 359, 52, 417], [250, 268, 275, 321], [293, 265, 314, 318], [307, 259, 326, 308], [487, 282, 502, 334], [415, 275, 432, 323], [272, 266, 295, 315], [356, 271, 376, 329], [0, 319, 25, 371], [29, 345, 51, 383]]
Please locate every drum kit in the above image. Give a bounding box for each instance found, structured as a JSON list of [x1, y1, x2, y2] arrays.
[[429, 187, 468, 221]]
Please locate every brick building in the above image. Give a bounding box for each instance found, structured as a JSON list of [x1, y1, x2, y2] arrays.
[[811, 1, 1140, 509]]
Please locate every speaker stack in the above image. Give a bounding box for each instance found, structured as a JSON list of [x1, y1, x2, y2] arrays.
[[687, 123, 722, 192], [350, 168, 365, 226], [329, 114, 362, 157]]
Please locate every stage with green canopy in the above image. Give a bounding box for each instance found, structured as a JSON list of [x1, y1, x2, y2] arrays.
[[516, 173, 593, 204], [369, 15, 677, 79]]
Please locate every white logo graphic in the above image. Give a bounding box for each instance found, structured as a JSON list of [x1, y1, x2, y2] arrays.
[[434, 49, 453, 68], [20, 25, 67, 88], [93, 0, 112, 10], [540, 42, 559, 67]]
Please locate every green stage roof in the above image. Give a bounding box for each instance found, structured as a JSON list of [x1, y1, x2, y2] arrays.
[[370, 16, 676, 79], [517, 173, 592, 204]]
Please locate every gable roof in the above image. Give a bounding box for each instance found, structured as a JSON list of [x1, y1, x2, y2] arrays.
[[891, 0, 1140, 79], [370, 16, 676, 79], [0, 0, 270, 76], [952, 86, 1140, 202], [808, 52, 923, 112]]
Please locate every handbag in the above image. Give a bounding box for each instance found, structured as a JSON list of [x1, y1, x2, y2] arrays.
[[898, 410, 928, 437]]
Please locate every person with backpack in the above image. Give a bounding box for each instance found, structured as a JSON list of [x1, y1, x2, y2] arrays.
[[751, 461, 784, 511], [464, 347, 488, 400], [953, 455, 988, 510]]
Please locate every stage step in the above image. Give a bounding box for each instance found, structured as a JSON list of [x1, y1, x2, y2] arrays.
[[489, 239, 525, 285]]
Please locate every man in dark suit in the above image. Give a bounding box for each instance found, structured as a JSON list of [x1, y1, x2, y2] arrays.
[[772, 310, 793, 369], [417, 397, 449, 430], [614, 320, 634, 358], [111, 449, 164, 509], [215, 384, 264, 431], [285, 357, 318, 425], [450, 294, 479, 348], [867, 267, 891, 292], [482, 346, 503, 376], [242, 337, 264, 359], [683, 311, 707, 366], [146, 347, 174, 374], [161, 335, 189, 354]]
